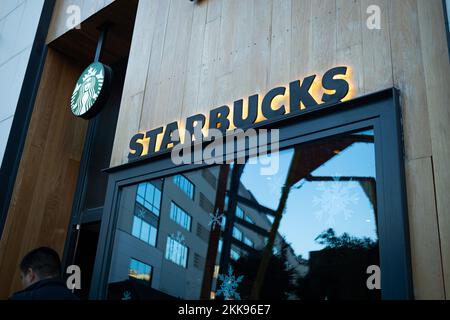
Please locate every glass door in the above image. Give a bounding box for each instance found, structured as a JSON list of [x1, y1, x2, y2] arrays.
[[104, 128, 380, 300]]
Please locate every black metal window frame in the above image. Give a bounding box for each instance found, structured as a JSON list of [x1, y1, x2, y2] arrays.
[[89, 88, 413, 300]]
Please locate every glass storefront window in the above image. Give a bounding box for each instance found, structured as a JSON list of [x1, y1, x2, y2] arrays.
[[105, 128, 381, 300], [231, 129, 379, 300]]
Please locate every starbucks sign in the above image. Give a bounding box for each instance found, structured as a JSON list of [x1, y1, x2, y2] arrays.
[[70, 62, 112, 119]]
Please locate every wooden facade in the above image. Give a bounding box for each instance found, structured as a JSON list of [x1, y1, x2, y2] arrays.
[[111, 0, 450, 299], [0, 49, 87, 298], [0, 0, 449, 299]]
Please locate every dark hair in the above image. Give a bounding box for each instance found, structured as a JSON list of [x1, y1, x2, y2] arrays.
[[19, 247, 62, 279]]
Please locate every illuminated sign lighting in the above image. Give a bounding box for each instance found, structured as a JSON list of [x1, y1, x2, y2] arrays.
[[128, 66, 353, 161]]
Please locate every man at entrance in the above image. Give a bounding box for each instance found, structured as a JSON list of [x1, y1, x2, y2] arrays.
[[9, 247, 78, 300]]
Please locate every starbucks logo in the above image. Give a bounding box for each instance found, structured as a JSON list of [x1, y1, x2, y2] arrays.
[[70, 62, 112, 119]]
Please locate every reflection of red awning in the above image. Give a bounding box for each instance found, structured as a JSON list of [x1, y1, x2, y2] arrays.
[[286, 134, 374, 187]]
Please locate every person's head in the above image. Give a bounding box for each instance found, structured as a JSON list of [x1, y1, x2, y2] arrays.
[[19, 247, 61, 289]]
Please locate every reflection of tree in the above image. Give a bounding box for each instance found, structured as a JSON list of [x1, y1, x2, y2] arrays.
[[234, 241, 296, 300], [296, 229, 380, 300], [250, 147, 302, 299], [250, 134, 375, 299], [315, 228, 377, 250]]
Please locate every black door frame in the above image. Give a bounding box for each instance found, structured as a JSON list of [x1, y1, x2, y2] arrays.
[[90, 88, 413, 300]]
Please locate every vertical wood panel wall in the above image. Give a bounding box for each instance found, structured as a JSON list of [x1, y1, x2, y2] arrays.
[[110, 0, 450, 299], [0, 49, 88, 298]]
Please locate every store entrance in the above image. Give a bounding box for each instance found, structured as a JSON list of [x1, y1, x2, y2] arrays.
[[71, 222, 101, 299], [63, 60, 127, 298]]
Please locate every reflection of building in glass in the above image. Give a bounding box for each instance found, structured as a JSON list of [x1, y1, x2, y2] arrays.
[[165, 235, 188, 268], [107, 132, 380, 300], [129, 258, 153, 283], [107, 166, 308, 299], [225, 179, 309, 294]]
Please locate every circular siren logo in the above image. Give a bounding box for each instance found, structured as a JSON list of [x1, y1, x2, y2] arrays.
[[70, 62, 112, 119]]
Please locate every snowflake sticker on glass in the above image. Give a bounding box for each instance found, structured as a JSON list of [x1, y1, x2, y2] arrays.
[[216, 266, 243, 300], [208, 208, 224, 230], [121, 290, 132, 300], [136, 207, 146, 219], [312, 175, 359, 225]]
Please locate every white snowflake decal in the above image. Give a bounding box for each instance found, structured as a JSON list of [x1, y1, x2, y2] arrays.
[[312, 176, 359, 225], [136, 207, 146, 219], [170, 231, 186, 245], [121, 291, 132, 300], [216, 266, 243, 300], [208, 208, 224, 230]]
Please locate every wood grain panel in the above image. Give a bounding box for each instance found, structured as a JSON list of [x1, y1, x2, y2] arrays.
[[290, 0, 312, 79], [336, 0, 364, 95], [269, 0, 292, 87], [417, 0, 450, 298], [360, 0, 393, 93], [110, 0, 162, 165], [180, 2, 208, 122], [389, 0, 432, 160], [405, 157, 445, 299], [309, 0, 337, 78], [0, 48, 87, 298]]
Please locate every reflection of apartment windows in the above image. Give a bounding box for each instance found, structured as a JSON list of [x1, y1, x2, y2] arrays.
[[132, 216, 157, 246], [236, 206, 244, 219], [243, 237, 254, 248], [199, 192, 214, 213], [165, 236, 189, 268], [244, 215, 254, 224], [173, 175, 194, 200], [136, 182, 161, 215], [129, 258, 153, 284], [232, 227, 243, 241], [170, 202, 192, 231], [230, 248, 240, 261]]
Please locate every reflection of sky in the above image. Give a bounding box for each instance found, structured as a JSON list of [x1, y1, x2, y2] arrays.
[[240, 130, 377, 260]]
